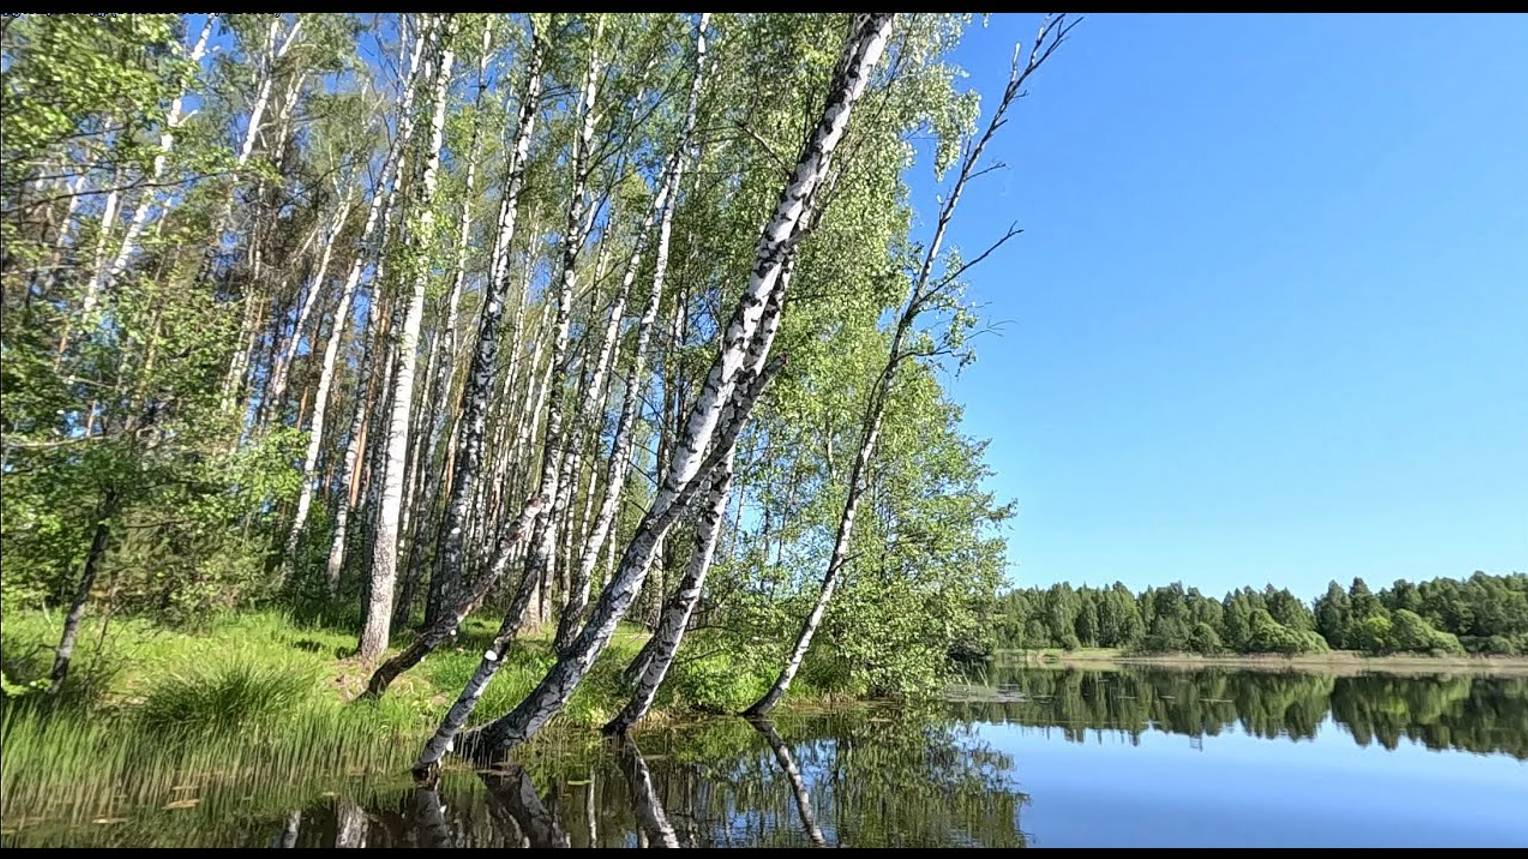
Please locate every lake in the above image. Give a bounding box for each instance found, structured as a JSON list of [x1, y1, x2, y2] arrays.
[[3, 664, 1526, 847]]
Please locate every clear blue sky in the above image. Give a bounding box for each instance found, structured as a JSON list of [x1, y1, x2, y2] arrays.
[[908, 13, 1528, 597]]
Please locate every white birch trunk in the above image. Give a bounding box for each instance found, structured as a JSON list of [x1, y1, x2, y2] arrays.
[[421, 29, 542, 628], [267, 190, 354, 413], [359, 19, 457, 659], [99, 16, 214, 290]]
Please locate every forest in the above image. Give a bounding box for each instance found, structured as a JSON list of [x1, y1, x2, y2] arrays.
[[996, 572, 1528, 657], [0, 11, 1081, 772]]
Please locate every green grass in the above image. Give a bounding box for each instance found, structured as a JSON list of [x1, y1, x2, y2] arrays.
[[0, 606, 827, 829]]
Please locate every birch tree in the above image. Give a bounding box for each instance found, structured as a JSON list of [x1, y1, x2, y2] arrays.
[[443, 12, 896, 768], [744, 13, 1074, 716]]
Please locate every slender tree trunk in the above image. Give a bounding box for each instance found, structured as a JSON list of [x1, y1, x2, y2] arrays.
[[100, 16, 214, 291], [513, 13, 605, 645], [383, 20, 602, 735], [323, 286, 387, 593], [408, 26, 493, 604], [552, 47, 700, 650], [605, 450, 732, 734], [285, 17, 430, 578], [359, 17, 457, 660], [267, 190, 354, 416], [48, 489, 118, 693], [742, 15, 1058, 715], [62, 178, 119, 356], [421, 29, 543, 629]]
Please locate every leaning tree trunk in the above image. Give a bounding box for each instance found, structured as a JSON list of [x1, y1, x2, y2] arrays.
[[48, 489, 119, 693], [741, 14, 1066, 716], [513, 14, 605, 644], [553, 14, 707, 653], [604, 451, 733, 734], [452, 12, 893, 764], [360, 30, 548, 699], [619, 253, 800, 705], [742, 400, 883, 717], [99, 16, 214, 293], [461, 352, 780, 762], [359, 17, 457, 660], [266, 190, 354, 416]]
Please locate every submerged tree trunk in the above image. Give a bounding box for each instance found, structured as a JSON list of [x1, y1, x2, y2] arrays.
[[455, 12, 893, 762]]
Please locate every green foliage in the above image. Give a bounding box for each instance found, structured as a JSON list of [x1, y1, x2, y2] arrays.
[[998, 573, 1524, 657], [138, 657, 319, 735], [1245, 608, 1328, 655], [1188, 621, 1223, 654]]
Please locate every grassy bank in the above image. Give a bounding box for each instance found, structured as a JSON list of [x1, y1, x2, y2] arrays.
[[0, 607, 835, 829], [1001, 647, 1528, 677]]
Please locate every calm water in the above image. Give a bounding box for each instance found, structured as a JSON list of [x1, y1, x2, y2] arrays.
[[4, 666, 1526, 847]]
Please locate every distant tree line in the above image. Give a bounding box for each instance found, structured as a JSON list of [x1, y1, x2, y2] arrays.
[[994, 572, 1528, 657]]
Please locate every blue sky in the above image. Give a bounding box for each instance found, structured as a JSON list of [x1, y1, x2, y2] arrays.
[[907, 13, 1528, 597]]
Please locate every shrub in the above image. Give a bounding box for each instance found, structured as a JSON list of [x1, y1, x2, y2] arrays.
[[138, 658, 318, 735], [1188, 622, 1223, 654]]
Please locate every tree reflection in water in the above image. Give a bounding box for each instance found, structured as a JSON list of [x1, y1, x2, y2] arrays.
[[13, 669, 1520, 847]]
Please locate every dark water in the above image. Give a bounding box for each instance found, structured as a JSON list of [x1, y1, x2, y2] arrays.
[[5, 666, 1527, 847]]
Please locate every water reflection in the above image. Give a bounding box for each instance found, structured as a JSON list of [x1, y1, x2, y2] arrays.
[[6, 668, 1524, 847], [480, 764, 570, 848], [270, 810, 300, 848], [749, 718, 826, 847], [949, 666, 1528, 759], [617, 735, 680, 848], [409, 787, 452, 849], [334, 799, 366, 849]]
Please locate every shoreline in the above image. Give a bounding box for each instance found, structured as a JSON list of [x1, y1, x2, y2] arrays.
[[997, 648, 1528, 677]]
